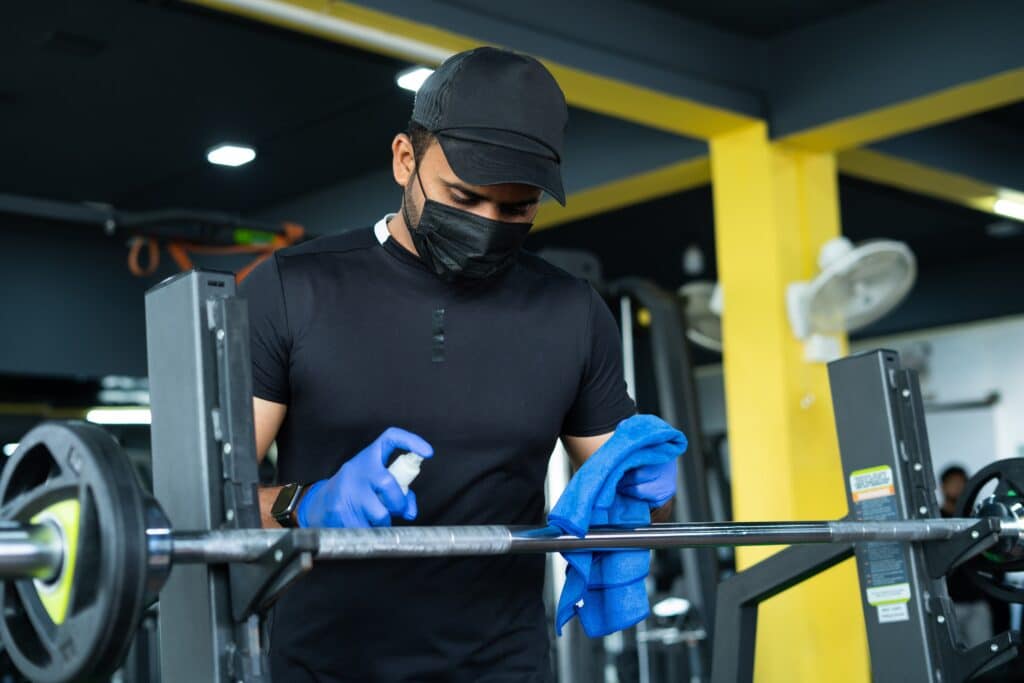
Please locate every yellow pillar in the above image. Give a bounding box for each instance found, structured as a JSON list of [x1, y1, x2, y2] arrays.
[[709, 123, 869, 682]]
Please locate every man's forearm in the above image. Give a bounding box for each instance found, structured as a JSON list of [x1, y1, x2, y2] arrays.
[[259, 485, 284, 528], [651, 499, 673, 524]]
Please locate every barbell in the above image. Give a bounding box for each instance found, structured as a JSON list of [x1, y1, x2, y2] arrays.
[[1, 421, 1022, 682]]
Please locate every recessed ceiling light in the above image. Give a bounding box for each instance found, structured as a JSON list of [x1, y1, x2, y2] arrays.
[[207, 143, 256, 167], [993, 197, 1024, 222], [396, 66, 434, 92], [85, 407, 152, 425], [2, 443, 18, 457]]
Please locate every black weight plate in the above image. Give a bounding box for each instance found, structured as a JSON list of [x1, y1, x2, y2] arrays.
[[965, 568, 1024, 604], [0, 422, 150, 683], [955, 458, 1024, 602]]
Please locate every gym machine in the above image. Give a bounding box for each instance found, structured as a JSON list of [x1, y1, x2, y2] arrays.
[[0, 270, 1021, 682], [610, 276, 719, 682]]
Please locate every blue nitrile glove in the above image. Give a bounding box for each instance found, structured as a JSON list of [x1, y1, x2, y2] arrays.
[[617, 459, 677, 508], [297, 427, 433, 528]]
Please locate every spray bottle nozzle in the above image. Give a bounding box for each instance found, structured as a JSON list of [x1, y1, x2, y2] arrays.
[[388, 452, 424, 494]]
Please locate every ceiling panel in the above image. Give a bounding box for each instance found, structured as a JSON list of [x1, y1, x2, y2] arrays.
[[628, 0, 879, 37]]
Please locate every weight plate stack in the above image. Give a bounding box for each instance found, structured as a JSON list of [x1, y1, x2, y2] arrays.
[[0, 422, 150, 683]]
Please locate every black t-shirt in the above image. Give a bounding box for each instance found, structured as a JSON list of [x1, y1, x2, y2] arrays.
[[241, 218, 635, 683]]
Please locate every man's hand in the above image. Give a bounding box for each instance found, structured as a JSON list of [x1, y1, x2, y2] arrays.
[[564, 430, 679, 522], [617, 460, 677, 509], [297, 428, 434, 528]]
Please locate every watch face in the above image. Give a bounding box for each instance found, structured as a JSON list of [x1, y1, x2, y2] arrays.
[[272, 483, 299, 516]]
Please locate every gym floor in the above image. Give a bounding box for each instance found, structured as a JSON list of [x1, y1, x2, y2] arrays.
[[2, 2, 1024, 682]]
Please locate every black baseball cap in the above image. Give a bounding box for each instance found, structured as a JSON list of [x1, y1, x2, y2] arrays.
[[412, 47, 568, 205]]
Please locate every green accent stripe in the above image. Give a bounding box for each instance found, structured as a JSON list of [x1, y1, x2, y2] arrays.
[[851, 465, 891, 477]]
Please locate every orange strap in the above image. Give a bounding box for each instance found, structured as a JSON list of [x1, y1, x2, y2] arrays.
[[166, 242, 194, 272], [127, 238, 160, 276], [129, 222, 306, 282]]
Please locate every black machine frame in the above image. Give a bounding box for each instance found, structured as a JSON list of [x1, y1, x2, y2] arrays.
[[146, 270, 313, 682], [610, 278, 720, 627], [711, 350, 1020, 682], [609, 277, 720, 678]]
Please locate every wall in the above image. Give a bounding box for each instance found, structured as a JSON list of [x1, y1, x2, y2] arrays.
[[694, 314, 1024, 488], [1, 221, 157, 377], [852, 315, 1024, 476], [0, 219, 251, 379]]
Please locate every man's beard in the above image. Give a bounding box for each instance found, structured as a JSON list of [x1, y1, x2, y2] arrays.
[[402, 178, 422, 229]]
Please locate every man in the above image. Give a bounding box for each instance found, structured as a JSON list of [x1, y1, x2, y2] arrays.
[[939, 465, 967, 517], [242, 47, 675, 682]]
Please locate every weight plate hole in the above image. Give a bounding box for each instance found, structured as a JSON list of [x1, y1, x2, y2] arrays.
[[970, 479, 1000, 515], [4, 445, 59, 502], [32, 521, 64, 591]]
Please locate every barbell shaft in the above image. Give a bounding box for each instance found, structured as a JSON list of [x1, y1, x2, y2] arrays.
[[0, 518, 1010, 581], [168, 518, 1008, 563]]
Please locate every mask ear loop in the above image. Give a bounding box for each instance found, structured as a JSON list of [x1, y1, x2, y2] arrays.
[[414, 166, 429, 201], [401, 165, 430, 230]]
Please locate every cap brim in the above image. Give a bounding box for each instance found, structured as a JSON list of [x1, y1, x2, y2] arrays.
[[437, 132, 566, 206]]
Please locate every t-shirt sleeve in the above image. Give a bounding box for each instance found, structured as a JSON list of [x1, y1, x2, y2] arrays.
[[562, 285, 637, 437], [239, 255, 291, 404]]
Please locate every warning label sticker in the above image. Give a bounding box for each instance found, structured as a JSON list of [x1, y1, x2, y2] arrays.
[[850, 466, 896, 502], [866, 583, 911, 606], [877, 603, 910, 624], [867, 584, 911, 624], [851, 465, 912, 624]]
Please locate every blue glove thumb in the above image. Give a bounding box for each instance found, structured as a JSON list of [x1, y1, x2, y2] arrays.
[[617, 459, 677, 508], [297, 427, 433, 528]]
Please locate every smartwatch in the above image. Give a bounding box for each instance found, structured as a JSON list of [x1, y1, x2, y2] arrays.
[[271, 482, 307, 528]]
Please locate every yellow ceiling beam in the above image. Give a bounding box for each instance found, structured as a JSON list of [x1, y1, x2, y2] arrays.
[[783, 67, 1024, 153], [189, 0, 756, 139], [837, 148, 998, 214], [533, 147, 1012, 224], [533, 157, 710, 231], [193, 0, 467, 63]]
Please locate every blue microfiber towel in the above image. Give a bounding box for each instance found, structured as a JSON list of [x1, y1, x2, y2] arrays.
[[549, 414, 687, 637]]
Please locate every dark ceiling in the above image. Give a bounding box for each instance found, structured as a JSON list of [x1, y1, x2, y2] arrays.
[[0, 1, 416, 212], [630, 0, 880, 37], [971, 101, 1024, 133], [0, 0, 699, 217]]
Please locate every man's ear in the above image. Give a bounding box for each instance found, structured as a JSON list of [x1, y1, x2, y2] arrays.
[[392, 133, 415, 187]]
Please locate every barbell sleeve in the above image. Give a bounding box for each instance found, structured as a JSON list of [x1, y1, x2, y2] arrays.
[[0, 523, 64, 581]]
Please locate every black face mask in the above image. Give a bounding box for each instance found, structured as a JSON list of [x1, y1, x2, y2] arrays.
[[402, 170, 533, 282]]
